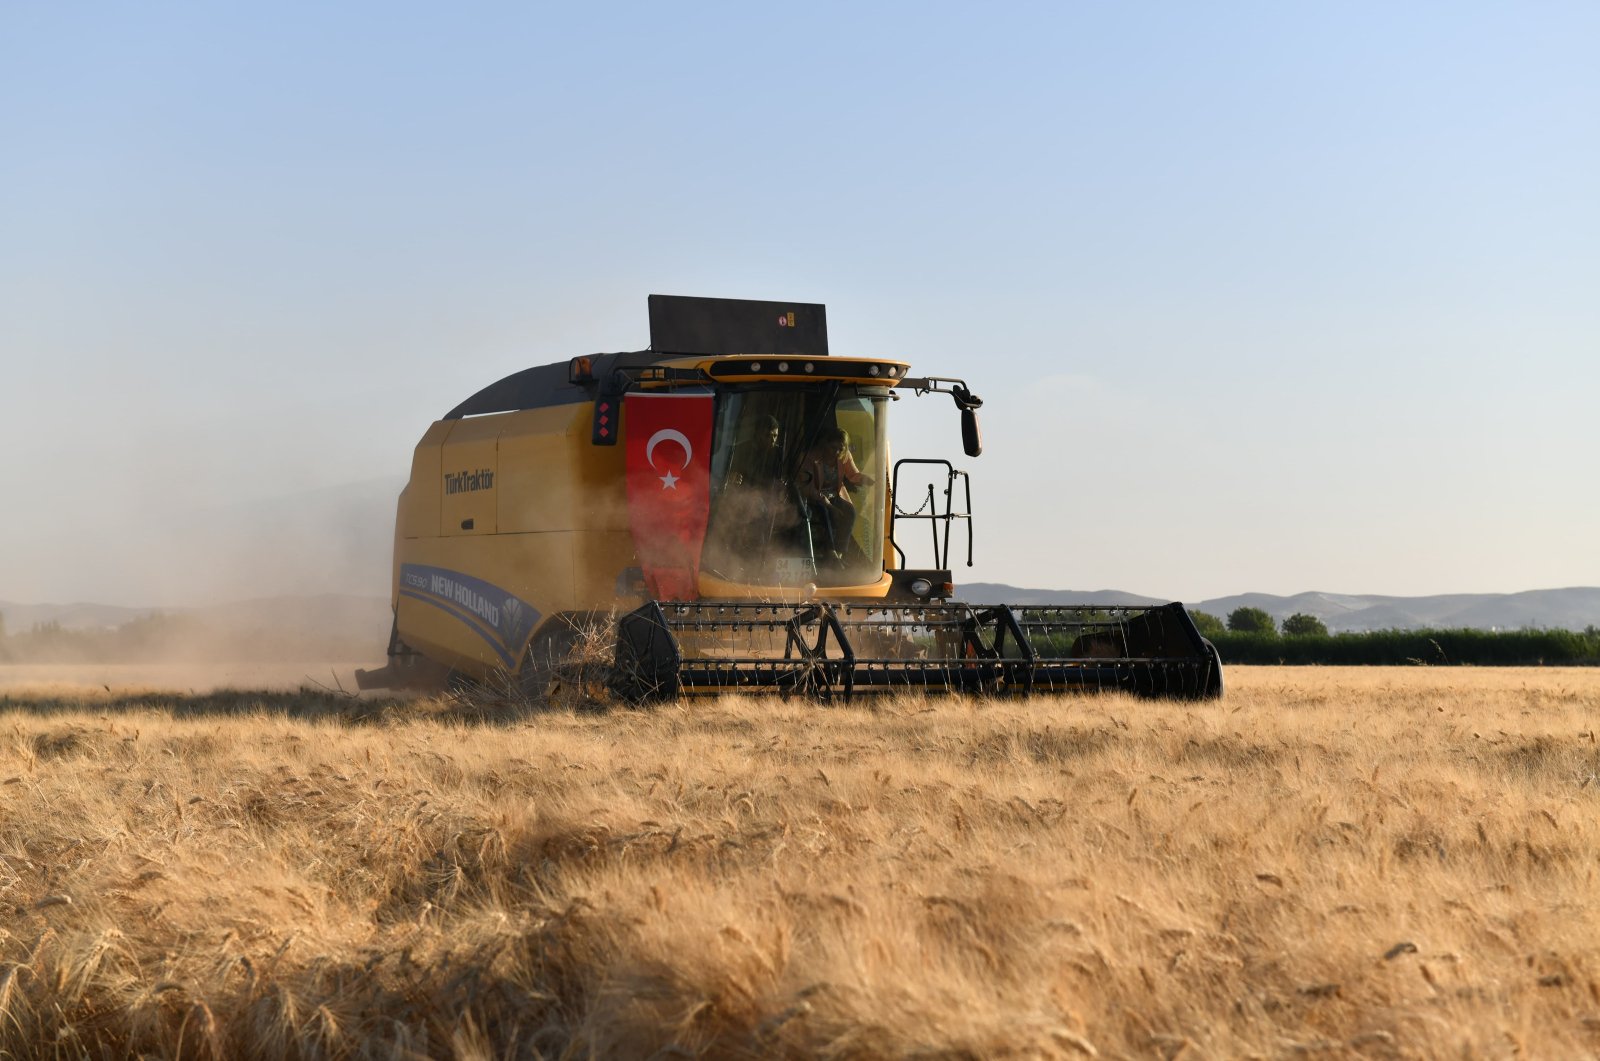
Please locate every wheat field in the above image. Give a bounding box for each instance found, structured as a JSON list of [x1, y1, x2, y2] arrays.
[[0, 666, 1597, 1059]]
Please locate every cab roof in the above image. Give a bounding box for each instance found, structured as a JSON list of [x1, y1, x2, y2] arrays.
[[445, 294, 852, 419]]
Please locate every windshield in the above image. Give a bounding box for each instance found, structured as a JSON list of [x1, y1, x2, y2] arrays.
[[702, 386, 888, 587]]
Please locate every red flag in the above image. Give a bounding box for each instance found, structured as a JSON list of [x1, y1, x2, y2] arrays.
[[624, 393, 714, 600]]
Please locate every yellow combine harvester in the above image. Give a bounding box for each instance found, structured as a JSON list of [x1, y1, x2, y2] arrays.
[[356, 295, 1222, 701]]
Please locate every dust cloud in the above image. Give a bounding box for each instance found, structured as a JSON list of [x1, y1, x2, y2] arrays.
[[0, 662, 381, 697], [0, 478, 402, 681]]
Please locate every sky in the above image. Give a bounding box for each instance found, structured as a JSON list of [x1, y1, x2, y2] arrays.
[[2, 2, 1596, 607]]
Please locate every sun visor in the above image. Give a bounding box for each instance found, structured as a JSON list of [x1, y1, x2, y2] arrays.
[[648, 294, 828, 358]]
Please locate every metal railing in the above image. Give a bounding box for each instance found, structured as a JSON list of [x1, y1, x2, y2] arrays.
[[889, 459, 973, 570]]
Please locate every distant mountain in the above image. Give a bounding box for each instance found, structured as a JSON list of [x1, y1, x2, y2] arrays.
[[0, 595, 390, 635], [959, 583, 1167, 608], [1191, 588, 1600, 632], [959, 583, 1600, 633], [5, 585, 1598, 653], [0, 600, 154, 631]]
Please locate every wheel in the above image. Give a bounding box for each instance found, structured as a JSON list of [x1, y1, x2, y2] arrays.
[[519, 613, 613, 708], [1201, 638, 1225, 700], [519, 619, 577, 704]]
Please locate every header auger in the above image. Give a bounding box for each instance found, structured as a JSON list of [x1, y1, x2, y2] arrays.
[[355, 295, 1222, 702]]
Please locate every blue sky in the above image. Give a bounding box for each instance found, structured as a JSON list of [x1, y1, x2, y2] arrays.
[[2, 2, 1596, 605]]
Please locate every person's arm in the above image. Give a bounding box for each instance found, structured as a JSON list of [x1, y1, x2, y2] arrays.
[[840, 450, 873, 486], [796, 458, 824, 501]]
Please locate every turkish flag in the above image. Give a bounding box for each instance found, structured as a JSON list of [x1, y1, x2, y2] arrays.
[[624, 393, 715, 600]]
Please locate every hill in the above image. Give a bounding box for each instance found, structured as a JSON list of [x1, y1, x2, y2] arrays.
[[4, 585, 1598, 662], [959, 583, 1600, 632], [0, 595, 391, 663]]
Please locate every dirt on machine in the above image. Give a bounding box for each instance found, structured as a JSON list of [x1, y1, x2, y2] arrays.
[[355, 295, 1222, 703]]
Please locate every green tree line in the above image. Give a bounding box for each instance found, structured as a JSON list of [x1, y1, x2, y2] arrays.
[[1188, 609, 1600, 665]]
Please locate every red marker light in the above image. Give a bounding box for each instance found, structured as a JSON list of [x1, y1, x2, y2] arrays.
[[592, 399, 619, 445]]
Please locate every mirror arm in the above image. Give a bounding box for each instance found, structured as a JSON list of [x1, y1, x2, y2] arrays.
[[897, 376, 984, 411], [897, 376, 984, 458]]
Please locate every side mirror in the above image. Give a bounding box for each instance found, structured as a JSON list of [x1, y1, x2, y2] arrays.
[[961, 408, 983, 457]]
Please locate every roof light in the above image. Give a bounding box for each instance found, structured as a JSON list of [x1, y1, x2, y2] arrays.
[[778, 361, 789, 372], [750, 362, 762, 372]]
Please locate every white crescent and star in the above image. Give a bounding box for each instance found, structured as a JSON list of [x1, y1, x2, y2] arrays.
[[645, 428, 693, 490]]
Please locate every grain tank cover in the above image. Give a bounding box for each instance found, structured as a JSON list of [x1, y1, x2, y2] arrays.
[[648, 294, 828, 358]]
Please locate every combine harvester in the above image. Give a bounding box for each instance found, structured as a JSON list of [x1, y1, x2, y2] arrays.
[[356, 296, 1222, 702]]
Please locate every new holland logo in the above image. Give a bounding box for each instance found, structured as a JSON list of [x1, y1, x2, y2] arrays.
[[444, 469, 495, 494], [398, 563, 541, 668]]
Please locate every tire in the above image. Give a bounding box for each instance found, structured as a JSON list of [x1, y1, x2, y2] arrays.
[[1201, 638, 1225, 700], [519, 613, 613, 708], [518, 619, 576, 704]]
